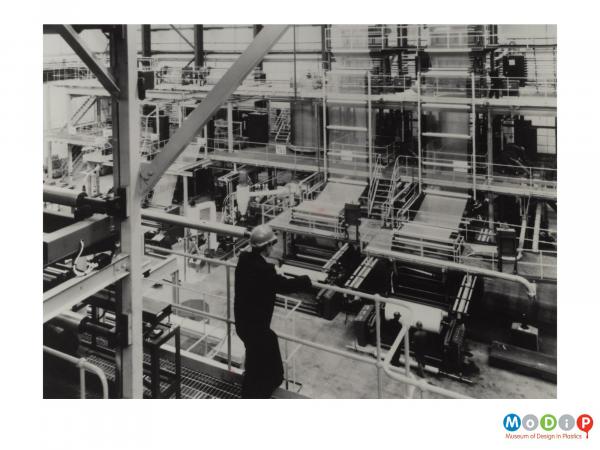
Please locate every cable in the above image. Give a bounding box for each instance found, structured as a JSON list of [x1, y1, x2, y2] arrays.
[[72, 240, 98, 277], [72, 240, 86, 276]]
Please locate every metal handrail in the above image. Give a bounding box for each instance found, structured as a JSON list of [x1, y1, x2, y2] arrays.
[[365, 245, 537, 300], [43, 345, 109, 399], [143, 244, 469, 399], [368, 154, 383, 216]]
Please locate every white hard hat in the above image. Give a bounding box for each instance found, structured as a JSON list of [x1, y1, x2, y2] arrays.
[[250, 224, 277, 248]]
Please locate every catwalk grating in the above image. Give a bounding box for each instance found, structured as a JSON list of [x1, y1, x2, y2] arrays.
[[85, 352, 242, 399]]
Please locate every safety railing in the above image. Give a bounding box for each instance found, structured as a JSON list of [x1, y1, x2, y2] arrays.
[[460, 248, 557, 281], [391, 154, 556, 196], [155, 66, 210, 87], [427, 27, 488, 49], [420, 74, 556, 98], [142, 139, 171, 160], [73, 121, 112, 137], [43, 65, 95, 82], [325, 25, 554, 51], [143, 244, 301, 384], [298, 172, 325, 200], [44, 345, 109, 399], [388, 205, 557, 253], [326, 25, 424, 51], [143, 244, 469, 399]]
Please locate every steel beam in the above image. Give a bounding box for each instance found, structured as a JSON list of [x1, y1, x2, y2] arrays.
[[56, 25, 120, 97], [43, 254, 129, 322], [111, 25, 144, 399], [43, 213, 115, 266], [138, 25, 289, 196], [142, 208, 250, 238], [253, 25, 264, 72], [169, 24, 195, 49]]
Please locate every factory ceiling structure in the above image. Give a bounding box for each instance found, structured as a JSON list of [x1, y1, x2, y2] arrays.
[[43, 24, 557, 399]]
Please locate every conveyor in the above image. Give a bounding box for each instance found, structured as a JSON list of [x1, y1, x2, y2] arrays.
[[391, 189, 469, 261], [289, 179, 366, 236]]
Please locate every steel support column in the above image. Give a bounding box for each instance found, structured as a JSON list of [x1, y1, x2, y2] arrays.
[[487, 108, 495, 230], [141, 25, 152, 58], [194, 25, 204, 68], [57, 25, 120, 96], [321, 25, 329, 71], [111, 25, 144, 399], [227, 102, 234, 152], [138, 25, 289, 195]]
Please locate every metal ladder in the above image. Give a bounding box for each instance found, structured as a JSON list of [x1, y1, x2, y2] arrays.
[[274, 109, 291, 144]]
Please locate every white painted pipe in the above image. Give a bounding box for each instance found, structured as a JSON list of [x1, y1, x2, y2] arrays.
[[365, 245, 536, 299]]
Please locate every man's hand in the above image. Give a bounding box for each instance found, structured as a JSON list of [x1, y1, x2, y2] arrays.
[[298, 275, 312, 290]]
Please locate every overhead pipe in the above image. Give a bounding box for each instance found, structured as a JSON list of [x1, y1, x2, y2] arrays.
[[142, 209, 250, 239], [43, 185, 86, 207], [365, 245, 537, 321]]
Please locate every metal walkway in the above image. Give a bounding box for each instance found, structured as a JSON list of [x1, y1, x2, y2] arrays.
[[86, 353, 242, 399]]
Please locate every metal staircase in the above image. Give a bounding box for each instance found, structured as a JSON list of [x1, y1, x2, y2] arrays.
[[65, 96, 97, 130], [380, 156, 404, 226], [71, 151, 86, 176], [367, 154, 384, 217], [271, 108, 291, 144]]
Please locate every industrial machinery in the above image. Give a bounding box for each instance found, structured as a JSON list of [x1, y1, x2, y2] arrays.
[[43, 24, 557, 398]]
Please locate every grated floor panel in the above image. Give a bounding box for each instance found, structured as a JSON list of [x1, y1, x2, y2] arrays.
[[85, 353, 241, 399]]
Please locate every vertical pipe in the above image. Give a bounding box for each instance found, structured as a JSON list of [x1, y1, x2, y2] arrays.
[[183, 175, 189, 281], [227, 102, 233, 153], [171, 270, 180, 305], [226, 266, 232, 371], [488, 193, 495, 231], [417, 71, 422, 191], [175, 330, 181, 398], [471, 72, 477, 198], [79, 366, 86, 399], [322, 72, 328, 181], [374, 297, 382, 399], [320, 25, 328, 72], [367, 71, 373, 181], [403, 326, 412, 398], [293, 25, 297, 100], [487, 108, 493, 180], [44, 84, 53, 181]]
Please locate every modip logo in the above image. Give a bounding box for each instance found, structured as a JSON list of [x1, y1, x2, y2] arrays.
[[578, 414, 594, 439], [503, 414, 521, 432], [503, 413, 593, 440]]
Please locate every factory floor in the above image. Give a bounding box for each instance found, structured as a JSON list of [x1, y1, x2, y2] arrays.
[[144, 246, 556, 399]]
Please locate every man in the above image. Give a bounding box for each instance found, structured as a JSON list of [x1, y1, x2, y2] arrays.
[[234, 224, 312, 398]]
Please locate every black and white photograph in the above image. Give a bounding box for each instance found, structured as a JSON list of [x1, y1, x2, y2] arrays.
[[3, 1, 598, 448], [42, 23, 558, 400]]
